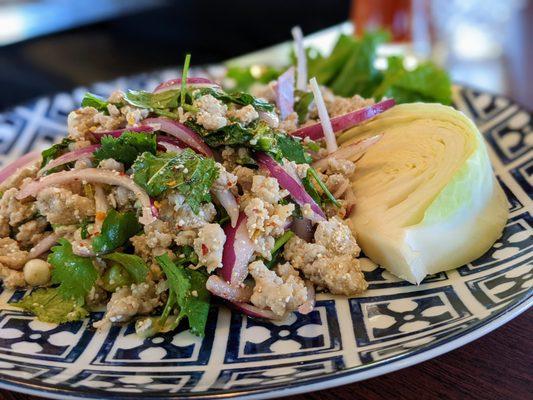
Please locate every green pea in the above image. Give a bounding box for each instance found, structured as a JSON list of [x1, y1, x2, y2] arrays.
[[102, 262, 132, 292]]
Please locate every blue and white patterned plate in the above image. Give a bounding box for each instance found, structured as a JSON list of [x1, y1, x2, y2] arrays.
[[0, 68, 531, 400]]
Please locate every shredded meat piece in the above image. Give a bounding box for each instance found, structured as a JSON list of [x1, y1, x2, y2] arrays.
[[248, 260, 308, 317], [0, 238, 28, 270], [15, 217, 48, 248], [93, 282, 160, 328], [0, 188, 36, 230], [36, 187, 94, 225], [283, 217, 366, 295]]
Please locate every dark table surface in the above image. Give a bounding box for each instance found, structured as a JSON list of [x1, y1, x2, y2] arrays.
[[1, 311, 531, 400]]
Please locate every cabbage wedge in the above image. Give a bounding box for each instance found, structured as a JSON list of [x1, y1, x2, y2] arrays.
[[339, 103, 508, 283]]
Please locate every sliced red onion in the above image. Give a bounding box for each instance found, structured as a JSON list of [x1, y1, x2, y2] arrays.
[[274, 67, 295, 120], [258, 110, 280, 128], [291, 217, 313, 242], [309, 77, 336, 154], [213, 189, 239, 228], [206, 275, 252, 302], [298, 281, 315, 315], [312, 134, 383, 171], [0, 151, 40, 185], [143, 117, 213, 157], [153, 77, 219, 93], [17, 168, 155, 225], [291, 26, 307, 92], [92, 125, 154, 140], [231, 302, 283, 320], [344, 187, 356, 217], [149, 199, 159, 220], [256, 152, 325, 223], [291, 99, 395, 140], [38, 144, 100, 176], [221, 213, 254, 286], [28, 233, 59, 259]]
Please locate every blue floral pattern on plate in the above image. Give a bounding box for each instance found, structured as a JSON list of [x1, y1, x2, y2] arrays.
[[0, 69, 531, 399]]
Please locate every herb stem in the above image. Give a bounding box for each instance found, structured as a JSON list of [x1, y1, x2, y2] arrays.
[[180, 54, 191, 108], [308, 167, 341, 207]]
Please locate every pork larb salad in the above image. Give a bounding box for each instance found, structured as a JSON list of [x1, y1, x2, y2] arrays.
[[0, 51, 394, 337]]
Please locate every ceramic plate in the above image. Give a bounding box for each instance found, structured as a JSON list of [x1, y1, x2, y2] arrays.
[[0, 68, 531, 399]]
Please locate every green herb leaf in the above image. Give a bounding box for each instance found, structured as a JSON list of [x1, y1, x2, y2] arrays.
[[225, 65, 280, 92], [92, 210, 142, 255], [123, 89, 180, 110], [198, 88, 274, 112], [11, 288, 88, 323], [132, 149, 218, 212], [265, 230, 295, 268], [308, 167, 340, 207], [81, 92, 109, 112], [103, 252, 148, 284], [277, 134, 311, 164], [294, 91, 314, 124], [372, 56, 452, 104], [40, 138, 73, 169], [49, 239, 98, 303], [156, 253, 210, 337], [93, 131, 157, 168]]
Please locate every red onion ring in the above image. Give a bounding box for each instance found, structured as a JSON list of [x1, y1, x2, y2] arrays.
[[231, 302, 283, 320], [153, 77, 219, 93], [291, 99, 395, 140], [38, 144, 100, 176], [220, 213, 254, 286], [143, 117, 213, 157], [274, 67, 295, 120], [0, 151, 40, 185]]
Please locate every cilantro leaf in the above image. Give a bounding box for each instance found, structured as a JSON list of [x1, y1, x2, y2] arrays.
[[49, 239, 98, 303], [81, 92, 109, 112], [40, 138, 73, 169], [132, 149, 218, 212], [92, 210, 142, 255], [198, 88, 274, 112], [156, 253, 210, 337], [102, 252, 148, 284], [277, 134, 311, 164], [93, 131, 157, 167], [11, 288, 88, 323]]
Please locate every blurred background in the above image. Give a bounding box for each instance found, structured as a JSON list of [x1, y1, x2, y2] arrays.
[[0, 0, 531, 110]]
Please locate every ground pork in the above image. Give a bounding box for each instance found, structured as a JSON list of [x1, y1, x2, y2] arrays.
[[248, 260, 308, 317], [243, 197, 294, 259], [212, 163, 237, 191], [159, 193, 216, 230], [15, 217, 48, 248], [98, 158, 124, 173], [0, 159, 40, 193], [228, 105, 259, 125], [283, 217, 366, 295], [0, 264, 25, 288], [36, 187, 94, 225], [93, 282, 160, 328], [0, 188, 36, 232], [279, 112, 299, 133], [0, 238, 28, 270], [131, 220, 173, 262], [193, 223, 226, 273], [194, 94, 227, 130]]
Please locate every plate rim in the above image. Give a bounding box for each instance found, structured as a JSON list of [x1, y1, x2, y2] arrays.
[[0, 294, 529, 400]]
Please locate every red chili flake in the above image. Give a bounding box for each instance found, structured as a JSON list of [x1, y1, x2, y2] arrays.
[[201, 244, 208, 255]]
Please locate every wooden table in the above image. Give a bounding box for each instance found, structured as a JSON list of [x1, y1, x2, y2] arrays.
[[1, 311, 530, 400]]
